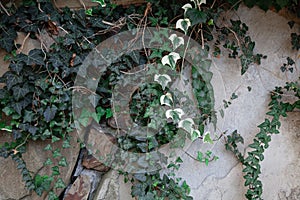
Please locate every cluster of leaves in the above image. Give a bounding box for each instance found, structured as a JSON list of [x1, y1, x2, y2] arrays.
[[280, 56, 295, 73], [226, 80, 300, 200], [215, 20, 267, 75], [0, 0, 152, 198], [118, 157, 192, 200], [291, 32, 300, 51]]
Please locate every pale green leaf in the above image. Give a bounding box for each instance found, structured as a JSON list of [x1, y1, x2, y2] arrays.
[[161, 52, 181, 70], [178, 118, 194, 133], [203, 132, 213, 144], [160, 93, 173, 106], [176, 18, 191, 33], [169, 34, 184, 50], [154, 74, 171, 90]]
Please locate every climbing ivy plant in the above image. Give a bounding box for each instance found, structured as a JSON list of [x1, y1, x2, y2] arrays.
[[0, 0, 299, 199], [226, 80, 300, 199]]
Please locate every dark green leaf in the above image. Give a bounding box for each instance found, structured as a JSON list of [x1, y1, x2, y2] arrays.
[[186, 8, 207, 26], [12, 85, 30, 101], [9, 62, 24, 75], [0, 28, 17, 52], [44, 106, 57, 122], [25, 49, 45, 66], [3, 72, 23, 90]]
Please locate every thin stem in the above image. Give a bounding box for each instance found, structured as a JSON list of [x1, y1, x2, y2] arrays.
[[0, 1, 10, 16]]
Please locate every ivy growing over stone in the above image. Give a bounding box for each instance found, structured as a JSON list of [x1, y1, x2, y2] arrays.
[[0, 0, 299, 199]]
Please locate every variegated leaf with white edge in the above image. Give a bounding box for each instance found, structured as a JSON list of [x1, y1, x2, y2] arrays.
[[166, 108, 184, 122], [178, 118, 194, 133], [154, 74, 171, 90], [182, 3, 192, 14], [160, 93, 173, 106], [161, 52, 181, 70], [92, 0, 106, 7], [169, 34, 185, 50], [176, 18, 191, 34]]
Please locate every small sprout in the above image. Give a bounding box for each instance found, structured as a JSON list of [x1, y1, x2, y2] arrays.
[[203, 132, 213, 144], [208, 19, 214, 26]]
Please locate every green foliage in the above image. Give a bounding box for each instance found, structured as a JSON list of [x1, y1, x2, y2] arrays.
[[291, 33, 300, 51], [0, 0, 298, 199], [280, 57, 295, 73], [0, 0, 135, 197], [216, 20, 266, 74], [226, 80, 300, 200]]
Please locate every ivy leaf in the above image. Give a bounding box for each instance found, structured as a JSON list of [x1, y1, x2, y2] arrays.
[[169, 34, 184, 50], [176, 18, 191, 34], [44, 144, 52, 151], [25, 49, 45, 66], [35, 78, 49, 91], [3, 106, 14, 116], [12, 85, 30, 101], [154, 74, 171, 90], [62, 139, 71, 149], [58, 157, 68, 167], [182, 3, 192, 14], [203, 132, 213, 144], [9, 62, 24, 75], [52, 166, 60, 176], [161, 52, 181, 70], [0, 28, 17, 52], [197, 151, 203, 161], [160, 93, 173, 106], [191, 129, 200, 141], [185, 8, 207, 26], [28, 126, 38, 135], [166, 108, 185, 122], [133, 173, 147, 182], [52, 148, 62, 158], [3, 72, 23, 90], [178, 118, 194, 133], [12, 98, 31, 115], [44, 158, 53, 166], [44, 106, 57, 122], [52, 135, 60, 143], [91, 0, 106, 7]]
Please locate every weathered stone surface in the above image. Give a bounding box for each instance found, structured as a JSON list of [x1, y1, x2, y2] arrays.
[[64, 175, 91, 200], [94, 170, 120, 200], [82, 149, 110, 172], [0, 131, 80, 200], [80, 169, 102, 199]]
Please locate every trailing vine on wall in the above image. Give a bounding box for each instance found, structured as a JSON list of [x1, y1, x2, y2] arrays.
[[0, 0, 299, 199]]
